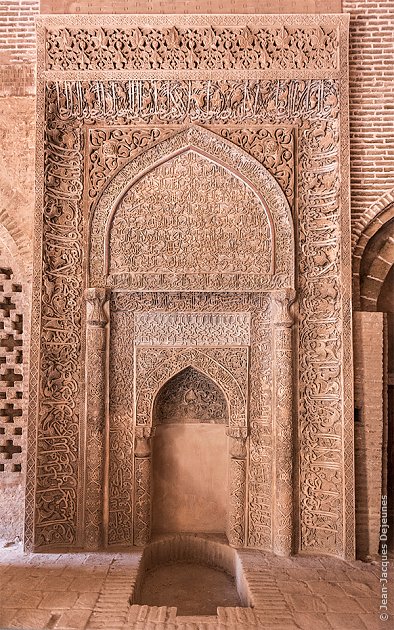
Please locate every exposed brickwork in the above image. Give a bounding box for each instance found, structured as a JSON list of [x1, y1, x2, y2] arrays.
[[0, 64, 35, 96], [0, 97, 36, 262], [353, 311, 384, 559], [343, 0, 394, 245], [0, 1, 39, 65], [40, 0, 341, 14]]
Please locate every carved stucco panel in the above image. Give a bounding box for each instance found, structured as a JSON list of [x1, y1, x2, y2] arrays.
[[108, 310, 134, 545], [45, 23, 339, 72], [90, 126, 294, 292], [247, 312, 273, 549], [109, 150, 272, 279], [134, 312, 250, 347], [87, 125, 295, 213], [32, 119, 84, 548], [154, 367, 229, 425], [297, 118, 345, 555], [135, 347, 248, 430]]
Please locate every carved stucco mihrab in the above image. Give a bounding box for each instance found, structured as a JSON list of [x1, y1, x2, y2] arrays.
[[27, 14, 354, 559], [133, 344, 249, 547]]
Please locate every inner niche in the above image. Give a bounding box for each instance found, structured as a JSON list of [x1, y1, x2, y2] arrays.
[[152, 367, 229, 535]]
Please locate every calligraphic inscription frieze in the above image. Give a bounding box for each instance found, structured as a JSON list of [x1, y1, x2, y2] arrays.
[[134, 312, 251, 347], [47, 79, 339, 125]]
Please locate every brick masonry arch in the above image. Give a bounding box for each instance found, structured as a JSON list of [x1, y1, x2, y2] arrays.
[[352, 203, 394, 310]]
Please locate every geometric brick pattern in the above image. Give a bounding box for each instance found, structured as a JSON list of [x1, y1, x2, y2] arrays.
[[0, 266, 24, 475]]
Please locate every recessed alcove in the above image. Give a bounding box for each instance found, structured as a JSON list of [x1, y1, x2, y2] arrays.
[[152, 367, 229, 536], [132, 535, 251, 617]]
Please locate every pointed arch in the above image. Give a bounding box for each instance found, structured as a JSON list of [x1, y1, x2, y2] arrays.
[[153, 366, 229, 425], [135, 348, 247, 430], [352, 201, 394, 310], [89, 126, 294, 291]]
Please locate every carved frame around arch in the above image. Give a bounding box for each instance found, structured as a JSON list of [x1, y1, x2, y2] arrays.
[[89, 125, 295, 292], [133, 348, 249, 547]]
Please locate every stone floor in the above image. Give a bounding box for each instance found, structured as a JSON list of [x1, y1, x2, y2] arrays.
[[0, 540, 392, 630]]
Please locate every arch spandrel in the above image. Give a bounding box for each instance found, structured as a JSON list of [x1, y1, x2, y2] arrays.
[[89, 126, 294, 291]]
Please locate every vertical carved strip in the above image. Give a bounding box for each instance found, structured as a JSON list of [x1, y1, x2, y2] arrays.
[[85, 288, 109, 549], [108, 308, 134, 545], [227, 429, 247, 547], [273, 291, 295, 556], [248, 306, 273, 549], [133, 427, 153, 546], [34, 121, 83, 548], [298, 119, 343, 555]]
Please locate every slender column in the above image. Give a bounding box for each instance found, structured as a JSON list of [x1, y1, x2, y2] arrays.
[[272, 289, 296, 556], [227, 426, 248, 547], [84, 288, 109, 550], [134, 426, 155, 546]]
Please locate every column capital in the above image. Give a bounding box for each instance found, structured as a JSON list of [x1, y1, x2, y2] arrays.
[[134, 425, 156, 457], [272, 289, 297, 327], [85, 287, 110, 327]]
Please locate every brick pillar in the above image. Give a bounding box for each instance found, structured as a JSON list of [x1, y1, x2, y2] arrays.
[[353, 311, 384, 559]]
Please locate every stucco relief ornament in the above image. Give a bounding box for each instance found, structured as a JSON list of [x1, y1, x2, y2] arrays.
[[28, 14, 353, 559], [45, 25, 339, 72], [47, 79, 339, 125], [90, 125, 294, 292]]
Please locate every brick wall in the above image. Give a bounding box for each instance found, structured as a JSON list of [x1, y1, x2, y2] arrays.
[[342, 0, 394, 244], [0, 0, 37, 542], [0, 0, 39, 65], [353, 311, 385, 558]]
